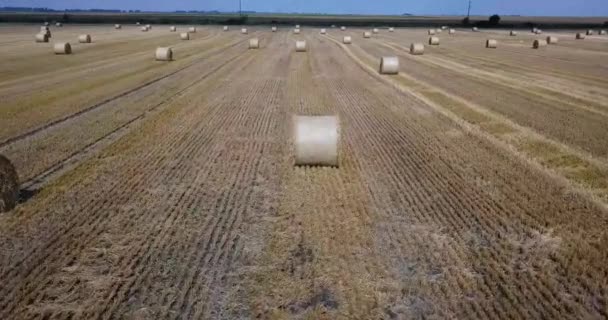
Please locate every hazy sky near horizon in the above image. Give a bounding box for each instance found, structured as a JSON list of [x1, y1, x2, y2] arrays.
[[2, 0, 607, 16]]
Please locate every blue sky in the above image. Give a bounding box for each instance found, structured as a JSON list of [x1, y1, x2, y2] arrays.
[[3, 0, 608, 16]]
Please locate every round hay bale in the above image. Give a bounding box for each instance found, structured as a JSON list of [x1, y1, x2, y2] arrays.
[[188, 27, 197, 33], [40, 26, 49, 32], [320, 28, 327, 34], [429, 36, 440, 45], [294, 28, 301, 34], [56, 22, 63, 27], [600, 30, 606, 35], [293, 116, 339, 167], [249, 38, 259, 49], [531, 28, 537, 33], [441, 26, 448, 30], [472, 27, 479, 32], [546, 36, 559, 44], [576, 33, 585, 40], [486, 39, 497, 48], [428, 29, 436, 35], [449, 29, 456, 35], [141, 26, 149, 32], [35, 33, 49, 43], [295, 24, 301, 29], [295, 40, 307, 52], [373, 28, 379, 34], [180, 32, 190, 40], [155, 47, 173, 61], [146, 24, 152, 29], [343, 36, 352, 44], [341, 26, 346, 31], [586, 29, 593, 35], [535, 29, 543, 34], [0, 155, 19, 213], [54, 42, 72, 54], [170, 26, 177, 32], [78, 34, 91, 43], [272, 26, 277, 32], [510, 30, 518, 36], [44, 22, 49, 26], [241, 28, 248, 34], [410, 43, 424, 55], [363, 31, 371, 38], [533, 39, 547, 49], [389, 27, 394, 32], [223, 26, 229, 31], [379, 56, 399, 75], [115, 24, 122, 29], [436, 28, 442, 34]]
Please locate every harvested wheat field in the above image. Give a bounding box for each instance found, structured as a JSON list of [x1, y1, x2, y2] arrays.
[[1, 23, 608, 319]]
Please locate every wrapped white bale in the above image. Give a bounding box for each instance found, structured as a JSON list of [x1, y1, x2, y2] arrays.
[[389, 27, 394, 32], [54, 42, 72, 54], [320, 28, 327, 34], [155, 47, 173, 61], [486, 39, 497, 48], [343, 36, 352, 44], [141, 26, 149, 32], [428, 29, 436, 35], [586, 29, 593, 35], [249, 38, 259, 49], [449, 29, 455, 35], [373, 28, 379, 34], [180, 32, 190, 40], [35, 33, 49, 43], [115, 24, 122, 29], [510, 30, 517, 36], [363, 31, 371, 38], [293, 116, 339, 167], [272, 26, 277, 32], [576, 33, 585, 40], [546, 36, 558, 44], [0, 154, 19, 213], [189, 27, 197, 33], [410, 43, 424, 55], [294, 28, 301, 34], [429, 36, 439, 45], [78, 34, 92, 43], [241, 28, 248, 34], [223, 26, 229, 31], [295, 40, 307, 52], [533, 39, 547, 49], [341, 26, 346, 31], [379, 56, 399, 74], [170, 26, 177, 32]]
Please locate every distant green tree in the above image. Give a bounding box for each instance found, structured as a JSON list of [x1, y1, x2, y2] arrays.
[[489, 14, 501, 26], [462, 17, 470, 25]]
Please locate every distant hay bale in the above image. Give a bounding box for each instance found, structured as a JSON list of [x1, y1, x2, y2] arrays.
[[35, 33, 49, 43], [155, 47, 173, 61], [586, 29, 593, 35], [180, 32, 190, 40], [533, 39, 547, 49], [0, 155, 19, 213], [341, 26, 346, 31], [546, 36, 559, 44], [223, 26, 229, 31], [429, 36, 440, 45], [472, 27, 479, 32], [410, 43, 424, 55], [249, 38, 259, 49], [272, 26, 277, 32], [441, 26, 448, 30], [486, 39, 497, 48], [295, 24, 301, 29], [600, 30, 606, 35], [343, 36, 352, 44], [294, 28, 301, 34], [510, 30, 517, 36], [55, 22, 62, 27], [136, 22, 141, 25], [428, 29, 436, 35], [188, 27, 197, 33], [146, 24, 152, 29], [363, 31, 371, 38], [44, 22, 49, 26], [170, 26, 176, 32], [293, 116, 339, 167], [295, 40, 307, 52], [373, 28, 379, 34], [535, 29, 543, 34], [241, 28, 248, 34], [379, 56, 399, 74], [436, 28, 442, 34], [449, 29, 455, 35], [78, 34, 91, 43], [389, 27, 394, 32], [531, 28, 538, 33], [320, 28, 327, 34], [141, 26, 149, 32], [54, 42, 72, 54], [576, 33, 585, 39], [115, 24, 122, 29]]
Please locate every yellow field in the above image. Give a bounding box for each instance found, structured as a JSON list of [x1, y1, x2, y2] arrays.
[[0, 23, 607, 319]]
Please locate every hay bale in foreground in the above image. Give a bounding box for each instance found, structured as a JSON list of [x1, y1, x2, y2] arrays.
[[533, 39, 547, 49], [410, 43, 424, 55], [546, 36, 559, 44], [295, 40, 307, 52], [170, 26, 177, 32], [35, 33, 49, 43], [293, 116, 339, 167], [0, 155, 19, 213], [272, 26, 277, 32], [78, 34, 91, 43], [155, 47, 173, 61], [379, 56, 399, 74], [363, 31, 371, 38], [249, 38, 259, 49], [429, 36, 440, 45], [54, 42, 72, 54], [180, 32, 190, 40], [576, 33, 585, 40], [486, 39, 497, 48], [343, 36, 352, 44]]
